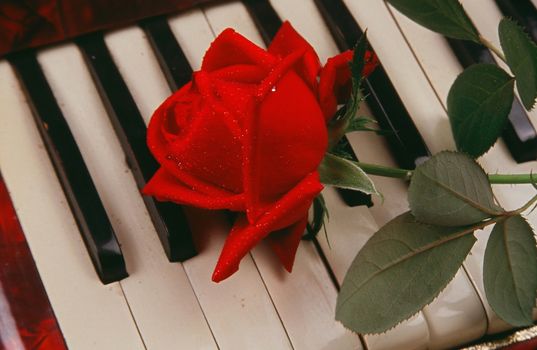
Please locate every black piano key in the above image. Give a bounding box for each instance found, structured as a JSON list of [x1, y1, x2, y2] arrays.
[[243, 0, 373, 208], [8, 52, 128, 285], [140, 17, 192, 91], [447, 38, 537, 163], [313, 0, 431, 170], [494, 0, 537, 42], [76, 33, 197, 262]]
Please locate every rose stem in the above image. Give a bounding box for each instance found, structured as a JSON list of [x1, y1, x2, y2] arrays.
[[353, 161, 537, 185]]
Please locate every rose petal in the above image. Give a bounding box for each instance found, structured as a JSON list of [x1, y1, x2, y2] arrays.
[[202, 28, 276, 72], [318, 49, 379, 121], [363, 50, 379, 77], [209, 76, 258, 130], [212, 64, 267, 84], [267, 215, 309, 272], [212, 172, 322, 282], [318, 50, 352, 121], [192, 71, 244, 137], [256, 49, 304, 98], [245, 70, 327, 222], [268, 21, 321, 90], [143, 168, 246, 211], [147, 75, 245, 195]]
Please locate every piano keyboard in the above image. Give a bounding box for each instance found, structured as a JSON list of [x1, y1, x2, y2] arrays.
[[0, 0, 536, 349]]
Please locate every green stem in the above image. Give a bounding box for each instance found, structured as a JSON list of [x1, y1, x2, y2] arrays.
[[479, 35, 507, 63], [353, 161, 536, 185], [353, 161, 413, 180], [487, 174, 537, 184]]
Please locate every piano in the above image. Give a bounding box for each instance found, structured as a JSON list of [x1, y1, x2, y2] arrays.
[[0, 0, 536, 349]]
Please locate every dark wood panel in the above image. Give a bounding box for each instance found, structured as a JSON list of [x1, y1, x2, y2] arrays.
[[0, 173, 67, 349], [0, 0, 218, 57]]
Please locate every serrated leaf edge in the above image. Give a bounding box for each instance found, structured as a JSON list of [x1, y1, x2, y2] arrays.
[[409, 151, 504, 223], [448, 65, 515, 157], [335, 259, 468, 335], [336, 215, 477, 334], [484, 216, 537, 326], [499, 18, 537, 111]]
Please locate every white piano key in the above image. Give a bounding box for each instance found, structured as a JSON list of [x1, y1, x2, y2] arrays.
[[262, 0, 340, 64], [314, 188, 378, 285], [386, 0, 537, 336], [182, 209, 292, 349], [342, 1, 454, 154], [36, 43, 218, 349], [251, 241, 362, 350], [0, 61, 145, 350], [198, 3, 365, 348], [265, 1, 432, 349], [168, 9, 216, 71], [341, 1, 489, 348], [202, 1, 265, 47], [104, 26, 171, 125]]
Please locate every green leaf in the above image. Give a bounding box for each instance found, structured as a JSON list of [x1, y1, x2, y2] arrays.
[[408, 151, 503, 226], [499, 18, 537, 110], [386, 0, 480, 42], [448, 64, 515, 157], [336, 212, 476, 334], [484, 215, 537, 327], [319, 153, 378, 195]]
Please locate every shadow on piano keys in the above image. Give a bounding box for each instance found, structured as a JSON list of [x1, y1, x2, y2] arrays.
[[0, 0, 536, 349]]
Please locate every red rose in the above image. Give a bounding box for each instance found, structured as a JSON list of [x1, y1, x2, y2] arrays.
[[144, 22, 377, 282]]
